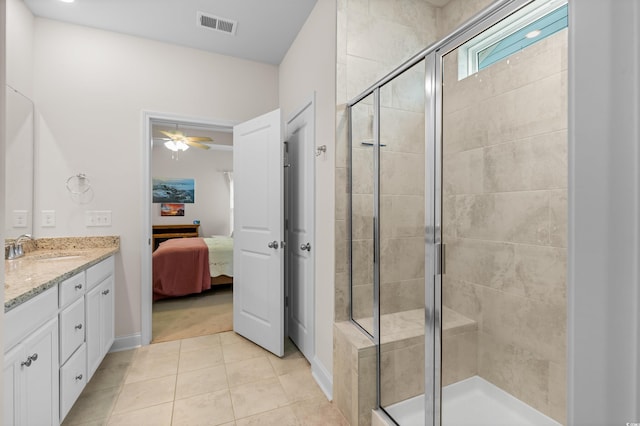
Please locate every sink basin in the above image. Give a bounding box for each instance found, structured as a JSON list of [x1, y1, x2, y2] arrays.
[[30, 252, 87, 262]]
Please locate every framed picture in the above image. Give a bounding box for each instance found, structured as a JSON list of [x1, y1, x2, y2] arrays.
[[153, 178, 195, 203], [160, 203, 185, 216]]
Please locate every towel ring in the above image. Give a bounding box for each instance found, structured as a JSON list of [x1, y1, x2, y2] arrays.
[[66, 173, 92, 195]]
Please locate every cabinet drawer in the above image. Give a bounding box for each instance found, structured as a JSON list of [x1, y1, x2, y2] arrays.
[[60, 343, 86, 422], [4, 286, 57, 351], [59, 272, 86, 309], [59, 297, 85, 364], [86, 257, 114, 291]]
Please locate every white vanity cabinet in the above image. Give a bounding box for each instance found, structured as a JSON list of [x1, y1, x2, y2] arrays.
[[85, 256, 115, 380], [3, 254, 116, 426], [58, 272, 87, 420], [3, 286, 59, 426]]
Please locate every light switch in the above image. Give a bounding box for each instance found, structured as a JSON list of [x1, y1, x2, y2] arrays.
[[12, 210, 28, 228], [42, 210, 56, 227], [86, 210, 112, 227]]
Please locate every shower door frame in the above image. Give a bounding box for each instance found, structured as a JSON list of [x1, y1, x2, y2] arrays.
[[431, 0, 535, 424], [346, 1, 539, 425]]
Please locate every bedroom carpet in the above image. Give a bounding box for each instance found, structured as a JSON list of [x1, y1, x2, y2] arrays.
[[152, 285, 233, 343]]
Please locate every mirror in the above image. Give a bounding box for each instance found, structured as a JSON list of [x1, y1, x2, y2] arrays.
[[5, 85, 35, 239]]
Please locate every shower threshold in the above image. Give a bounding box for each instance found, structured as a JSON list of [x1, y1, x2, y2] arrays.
[[385, 376, 561, 426]]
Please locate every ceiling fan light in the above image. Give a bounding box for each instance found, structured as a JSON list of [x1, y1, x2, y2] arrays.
[[164, 140, 189, 152]]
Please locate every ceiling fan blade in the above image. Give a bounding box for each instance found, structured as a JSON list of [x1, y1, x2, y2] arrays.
[[186, 136, 213, 142], [160, 130, 184, 139], [185, 140, 211, 150]]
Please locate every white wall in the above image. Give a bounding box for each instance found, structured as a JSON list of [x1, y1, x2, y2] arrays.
[[278, 0, 337, 397], [32, 18, 279, 338], [6, 0, 33, 97], [569, 0, 640, 423], [152, 143, 233, 238], [1, 0, 7, 410]]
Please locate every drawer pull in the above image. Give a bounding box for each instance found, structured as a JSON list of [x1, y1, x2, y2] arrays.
[[75, 323, 83, 330], [20, 353, 38, 367], [75, 374, 83, 381], [75, 283, 83, 290], [102, 289, 110, 296]]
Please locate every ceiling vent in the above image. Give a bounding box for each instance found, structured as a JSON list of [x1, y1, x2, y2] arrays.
[[197, 12, 238, 35]]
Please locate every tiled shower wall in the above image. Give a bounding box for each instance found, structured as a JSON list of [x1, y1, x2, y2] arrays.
[[335, 0, 439, 322], [441, 30, 568, 423]]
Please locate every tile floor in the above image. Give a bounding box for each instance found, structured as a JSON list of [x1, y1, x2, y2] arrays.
[[62, 332, 348, 425]]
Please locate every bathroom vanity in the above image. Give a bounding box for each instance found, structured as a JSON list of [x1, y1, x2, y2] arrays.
[[3, 237, 119, 425]]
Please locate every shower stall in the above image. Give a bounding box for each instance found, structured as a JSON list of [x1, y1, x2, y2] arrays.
[[347, 0, 567, 424]]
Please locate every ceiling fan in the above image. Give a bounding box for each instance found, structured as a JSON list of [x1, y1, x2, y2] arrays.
[[156, 126, 214, 152]]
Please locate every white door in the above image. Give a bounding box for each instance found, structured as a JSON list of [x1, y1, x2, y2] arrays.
[[233, 109, 284, 357], [285, 99, 315, 361]]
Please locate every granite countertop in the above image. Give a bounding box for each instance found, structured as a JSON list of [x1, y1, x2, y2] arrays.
[[4, 236, 120, 312]]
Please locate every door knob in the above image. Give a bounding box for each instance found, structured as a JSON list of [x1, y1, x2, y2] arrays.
[[267, 240, 279, 249], [300, 243, 311, 251]]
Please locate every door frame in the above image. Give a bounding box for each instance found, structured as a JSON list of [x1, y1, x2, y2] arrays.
[[140, 111, 237, 346], [284, 95, 316, 362]]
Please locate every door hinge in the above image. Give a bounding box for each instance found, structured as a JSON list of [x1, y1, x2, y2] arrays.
[[284, 141, 289, 152], [285, 219, 289, 230], [285, 296, 289, 307], [435, 243, 446, 275]]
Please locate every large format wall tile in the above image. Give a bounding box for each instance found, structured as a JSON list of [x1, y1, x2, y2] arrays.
[[455, 191, 551, 246], [380, 237, 425, 282], [480, 287, 565, 365], [443, 148, 484, 195], [380, 151, 425, 195], [445, 238, 515, 289], [370, 0, 437, 32], [380, 107, 425, 153], [380, 195, 424, 239], [483, 130, 567, 193]]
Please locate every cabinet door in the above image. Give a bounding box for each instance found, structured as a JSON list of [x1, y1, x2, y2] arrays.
[[86, 284, 102, 380], [100, 276, 115, 357], [3, 345, 22, 426], [87, 276, 115, 380], [23, 317, 59, 426]]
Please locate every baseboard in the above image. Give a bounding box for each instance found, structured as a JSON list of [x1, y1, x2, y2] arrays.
[[311, 356, 333, 400], [109, 333, 142, 352]]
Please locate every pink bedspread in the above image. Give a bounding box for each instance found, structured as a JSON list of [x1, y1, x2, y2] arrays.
[[153, 238, 211, 301]]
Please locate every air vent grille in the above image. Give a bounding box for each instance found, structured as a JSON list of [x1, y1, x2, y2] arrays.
[[197, 12, 237, 35]]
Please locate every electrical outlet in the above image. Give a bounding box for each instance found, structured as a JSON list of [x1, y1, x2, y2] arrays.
[[86, 210, 112, 227], [42, 210, 56, 227], [13, 210, 28, 228]]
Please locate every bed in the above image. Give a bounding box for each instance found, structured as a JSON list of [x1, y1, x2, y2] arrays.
[[152, 236, 233, 301]]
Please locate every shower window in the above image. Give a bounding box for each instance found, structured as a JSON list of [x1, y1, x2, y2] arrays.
[[458, 0, 567, 79]]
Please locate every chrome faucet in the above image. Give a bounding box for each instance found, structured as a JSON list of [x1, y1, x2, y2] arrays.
[[5, 242, 17, 260], [5, 234, 33, 259]]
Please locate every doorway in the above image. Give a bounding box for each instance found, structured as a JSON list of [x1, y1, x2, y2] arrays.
[[150, 119, 234, 342], [142, 105, 317, 363]]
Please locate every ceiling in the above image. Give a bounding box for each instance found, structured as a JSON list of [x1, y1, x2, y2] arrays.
[[23, 0, 318, 65], [23, 0, 454, 65]]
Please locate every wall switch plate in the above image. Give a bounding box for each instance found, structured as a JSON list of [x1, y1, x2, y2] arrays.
[[86, 210, 112, 227], [42, 210, 56, 227], [12, 210, 28, 228]]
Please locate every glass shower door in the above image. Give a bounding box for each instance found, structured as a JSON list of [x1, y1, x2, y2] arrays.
[[350, 93, 376, 336], [378, 59, 428, 424], [439, 1, 568, 424]]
